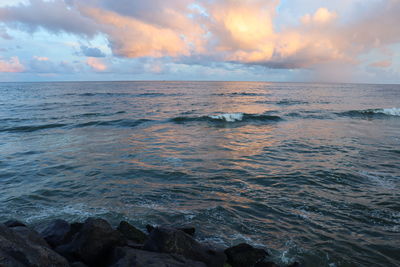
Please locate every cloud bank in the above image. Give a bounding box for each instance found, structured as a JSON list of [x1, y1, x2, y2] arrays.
[[0, 0, 399, 77]]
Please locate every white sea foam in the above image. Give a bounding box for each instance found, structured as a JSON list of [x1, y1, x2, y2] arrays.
[[375, 107, 400, 116], [209, 113, 244, 122]]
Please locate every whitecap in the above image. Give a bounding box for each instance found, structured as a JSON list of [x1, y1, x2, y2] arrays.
[[375, 107, 400, 116], [209, 113, 244, 122]]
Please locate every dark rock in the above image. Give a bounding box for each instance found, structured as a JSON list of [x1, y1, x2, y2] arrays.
[[110, 246, 207, 267], [126, 240, 144, 249], [178, 226, 196, 236], [143, 227, 226, 267], [255, 262, 280, 267], [146, 224, 195, 236], [70, 261, 88, 267], [56, 217, 124, 266], [224, 243, 268, 267], [40, 219, 72, 248], [146, 224, 155, 233], [4, 220, 26, 228], [0, 224, 69, 267], [117, 221, 147, 243], [13, 226, 50, 248], [287, 262, 301, 267]]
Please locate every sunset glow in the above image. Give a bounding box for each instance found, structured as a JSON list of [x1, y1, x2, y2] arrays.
[[0, 0, 399, 82]]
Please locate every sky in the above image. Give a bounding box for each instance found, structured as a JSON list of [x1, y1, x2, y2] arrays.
[[0, 0, 399, 83]]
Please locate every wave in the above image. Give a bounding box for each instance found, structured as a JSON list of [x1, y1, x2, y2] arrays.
[[74, 118, 151, 128], [172, 113, 282, 123], [0, 119, 151, 133], [339, 108, 400, 118], [0, 123, 67, 133]]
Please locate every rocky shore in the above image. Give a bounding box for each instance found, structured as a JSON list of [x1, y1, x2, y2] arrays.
[[0, 217, 300, 267]]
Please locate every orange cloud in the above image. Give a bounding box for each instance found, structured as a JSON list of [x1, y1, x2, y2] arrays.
[[86, 57, 107, 71], [33, 56, 49, 61], [369, 60, 392, 68], [0, 57, 24, 72], [1, 0, 399, 75], [301, 8, 337, 25], [79, 5, 195, 58]]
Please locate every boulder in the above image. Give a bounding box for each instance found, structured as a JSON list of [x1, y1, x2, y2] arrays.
[[0, 224, 69, 267], [255, 262, 280, 267], [110, 246, 207, 267], [13, 226, 50, 248], [224, 243, 268, 267], [39, 219, 72, 248], [4, 220, 26, 228], [117, 221, 147, 244], [56, 218, 124, 266], [143, 227, 226, 267], [146, 224, 195, 236]]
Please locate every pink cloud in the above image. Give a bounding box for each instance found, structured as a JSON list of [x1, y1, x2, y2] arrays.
[[369, 60, 392, 68], [0, 0, 399, 74], [86, 57, 107, 71], [0, 56, 24, 72]]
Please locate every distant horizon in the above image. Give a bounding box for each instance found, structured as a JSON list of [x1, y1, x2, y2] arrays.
[[1, 79, 399, 86]]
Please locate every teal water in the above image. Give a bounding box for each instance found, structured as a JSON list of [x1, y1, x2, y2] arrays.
[[0, 81, 399, 266]]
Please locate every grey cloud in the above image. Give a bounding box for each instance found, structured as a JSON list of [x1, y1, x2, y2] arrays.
[[80, 45, 106, 57], [0, 0, 98, 36]]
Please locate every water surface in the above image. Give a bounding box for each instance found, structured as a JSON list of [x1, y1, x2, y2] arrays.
[[1, 81, 399, 266]]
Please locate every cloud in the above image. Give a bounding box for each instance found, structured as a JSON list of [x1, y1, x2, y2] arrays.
[[0, 0, 399, 78], [28, 56, 82, 73], [80, 45, 105, 57], [33, 56, 49, 61], [369, 60, 392, 68], [0, 0, 98, 36], [0, 56, 24, 72], [301, 8, 337, 24], [86, 57, 106, 71]]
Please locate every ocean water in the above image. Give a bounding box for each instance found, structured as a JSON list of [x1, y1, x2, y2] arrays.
[[0, 81, 399, 266]]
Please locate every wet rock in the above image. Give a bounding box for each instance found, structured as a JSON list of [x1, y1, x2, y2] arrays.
[[224, 243, 269, 267], [40, 219, 72, 248], [255, 262, 280, 267], [110, 246, 207, 267], [146, 224, 155, 233], [70, 261, 88, 267], [4, 220, 26, 228], [56, 218, 124, 266], [13, 226, 50, 248], [145, 224, 195, 236], [143, 226, 226, 267], [0, 224, 69, 267], [178, 226, 196, 236], [117, 221, 147, 243]]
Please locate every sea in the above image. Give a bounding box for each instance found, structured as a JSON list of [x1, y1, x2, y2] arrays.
[[0, 81, 399, 266]]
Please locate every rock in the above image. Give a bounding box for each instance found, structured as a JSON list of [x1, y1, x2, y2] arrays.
[[146, 224, 195, 236], [0, 224, 69, 267], [4, 220, 26, 228], [224, 243, 269, 267], [13, 226, 50, 248], [143, 227, 226, 267], [146, 224, 155, 233], [56, 218, 124, 266], [117, 221, 147, 243], [110, 246, 207, 267], [178, 226, 196, 236], [287, 262, 301, 267], [70, 261, 88, 267], [255, 262, 280, 267], [40, 219, 72, 248]]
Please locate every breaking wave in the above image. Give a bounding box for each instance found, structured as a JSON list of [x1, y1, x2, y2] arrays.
[[339, 108, 400, 118], [171, 113, 282, 123]]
